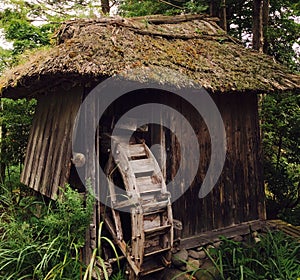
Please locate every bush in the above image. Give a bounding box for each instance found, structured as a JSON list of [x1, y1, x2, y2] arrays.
[[0, 184, 94, 279]]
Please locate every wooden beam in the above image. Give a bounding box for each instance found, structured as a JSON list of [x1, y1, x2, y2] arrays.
[[179, 220, 264, 249]]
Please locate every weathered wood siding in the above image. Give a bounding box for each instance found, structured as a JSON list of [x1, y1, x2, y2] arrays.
[[21, 85, 265, 240], [168, 93, 266, 239], [98, 89, 265, 239], [21, 87, 83, 199]]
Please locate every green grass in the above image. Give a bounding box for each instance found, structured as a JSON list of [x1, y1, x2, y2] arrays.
[[201, 230, 300, 280], [173, 229, 300, 280], [0, 184, 94, 279]]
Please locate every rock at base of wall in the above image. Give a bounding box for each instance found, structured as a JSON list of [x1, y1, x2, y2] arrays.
[[172, 248, 189, 268]]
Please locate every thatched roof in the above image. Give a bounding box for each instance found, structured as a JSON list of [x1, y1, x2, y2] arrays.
[[1, 14, 299, 98]]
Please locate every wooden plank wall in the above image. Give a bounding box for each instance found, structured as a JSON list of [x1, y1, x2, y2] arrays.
[[98, 89, 265, 240], [169, 93, 266, 239], [21, 87, 83, 199], [21, 86, 266, 242]]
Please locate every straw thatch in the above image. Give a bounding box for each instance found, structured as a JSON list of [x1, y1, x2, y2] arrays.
[[0, 14, 299, 98]]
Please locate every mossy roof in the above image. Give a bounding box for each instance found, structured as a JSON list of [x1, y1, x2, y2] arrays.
[[0, 14, 299, 98]]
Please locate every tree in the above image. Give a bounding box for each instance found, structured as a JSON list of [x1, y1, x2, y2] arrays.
[[210, 0, 220, 17], [265, 0, 300, 71], [262, 0, 270, 53], [0, 8, 53, 56], [119, 0, 208, 16], [252, 0, 264, 52], [261, 91, 300, 223], [101, 0, 110, 14], [0, 99, 36, 183]]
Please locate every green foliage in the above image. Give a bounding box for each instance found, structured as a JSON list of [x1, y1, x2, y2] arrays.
[[0, 98, 36, 184], [119, 0, 299, 70], [0, 47, 13, 73], [266, 1, 300, 71], [119, 0, 173, 17], [261, 91, 300, 223], [227, 0, 300, 70], [183, 0, 208, 14], [0, 184, 94, 279], [226, 0, 253, 41], [110, 270, 127, 280], [0, 8, 54, 60], [119, 0, 208, 17], [84, 221, 120, 280], [0, 98, 36, 166], [42, 185, 94, 251], [196, 230, 300, 280]]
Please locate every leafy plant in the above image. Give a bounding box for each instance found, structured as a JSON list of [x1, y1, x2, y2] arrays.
[[83, 221, 120, 280], [196, 230, 300, 280], [0, 98, 36, 184], [261, 91, 300, 223], [0, 184, 94, 279], [110, 270, 127, 280]]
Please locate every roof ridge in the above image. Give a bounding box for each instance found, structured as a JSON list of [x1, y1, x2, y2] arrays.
[[54, 14, 231, 45]]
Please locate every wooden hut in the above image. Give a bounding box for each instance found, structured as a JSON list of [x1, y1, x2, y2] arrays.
[[1, 14, 299, 277]]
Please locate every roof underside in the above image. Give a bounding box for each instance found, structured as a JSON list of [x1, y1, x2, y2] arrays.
[[1, 14, 299, 98]]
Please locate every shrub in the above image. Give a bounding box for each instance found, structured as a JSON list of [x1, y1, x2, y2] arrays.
[[0, 184, 94, 279]]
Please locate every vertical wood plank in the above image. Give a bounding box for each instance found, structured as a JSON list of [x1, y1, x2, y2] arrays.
[[21, 87, 83, 199]]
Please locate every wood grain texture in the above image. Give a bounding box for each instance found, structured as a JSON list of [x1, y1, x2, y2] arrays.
[[21, 87, 83, 199], [162, 93, 265, 239]]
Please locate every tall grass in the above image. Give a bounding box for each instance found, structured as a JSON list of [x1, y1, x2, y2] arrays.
[[173, 229, 300, 280], [83, 221, 121, 280], [203, 230, 300, 280], [0, 184, 94, 279]]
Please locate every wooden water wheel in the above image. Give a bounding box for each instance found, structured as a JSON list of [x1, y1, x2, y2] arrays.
[[103, 136, 173, 278]]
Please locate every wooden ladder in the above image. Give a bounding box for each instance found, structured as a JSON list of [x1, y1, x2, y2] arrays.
[[104, 137, 173, 278]]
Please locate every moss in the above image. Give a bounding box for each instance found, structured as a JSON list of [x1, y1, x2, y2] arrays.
[[1, 15, 299, 98]]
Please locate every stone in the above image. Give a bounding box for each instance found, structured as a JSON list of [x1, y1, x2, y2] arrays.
[[160, 268, 192, 280], [198, 250, 207, 259], [172, 248, 189, 268], [232, 235, 243, 242], [213, 241, 222, 248], [194, 269, 216, 280], [178, 265, 188, 271], [201, 260, 215, 269], [188, 250, 200, 259], [171, 247, 178, 254], [254, 237, 261, 243], [195, 260, 219, 280], [187, 258, 200, 271]]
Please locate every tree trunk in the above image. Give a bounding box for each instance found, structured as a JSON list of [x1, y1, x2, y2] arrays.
[[252, 0, 264, 52], [262, 0, 270, 53], [210, 0, 220, 17], [101, 0, 110, 14], [219, 0, 227, 31]]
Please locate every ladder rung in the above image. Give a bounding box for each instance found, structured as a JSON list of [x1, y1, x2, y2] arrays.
[[143, 209, 166, 216], [112, 197, 139, 210], [144, 225, 172, 236], [144, 247, 171, 257], [136, 176, 162, 193], [141, 265, 165, 276], [128, 144, 147, 158], [140, 189, 162, 194], [130, 158, 154, 174], [142, 200, 169, 212]]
